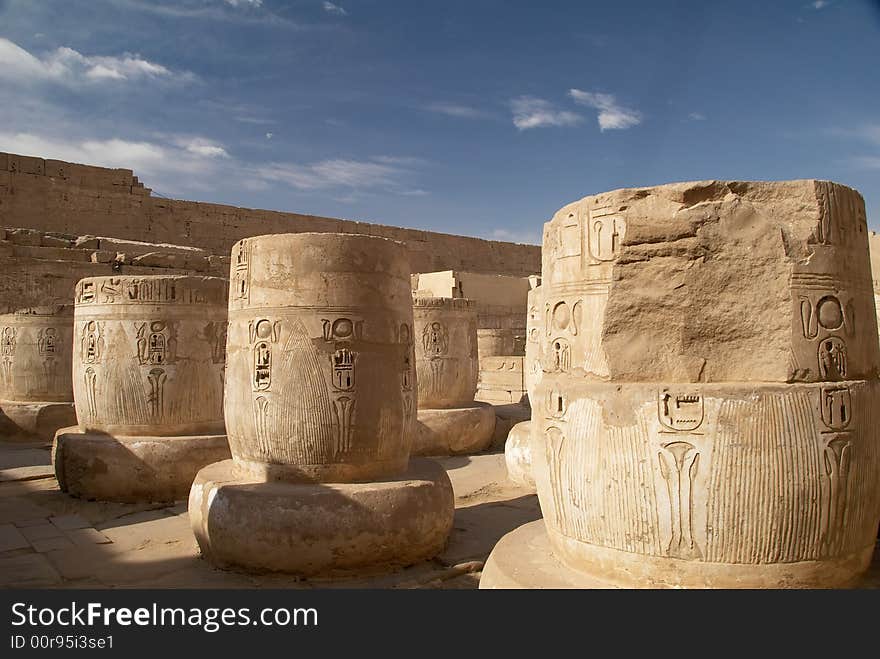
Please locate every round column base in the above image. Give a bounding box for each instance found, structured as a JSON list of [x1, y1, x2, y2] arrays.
[[189, 458, 455, 576], [0, 400, 76, 443], [481, 521, 877, 589], [504, 420, 535, 491], [52, 427, 231, 503], [412, 403, 496, 456]]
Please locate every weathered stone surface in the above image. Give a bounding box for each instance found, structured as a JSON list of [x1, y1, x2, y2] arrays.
[[55, 275, 230, 502], [0, 305, 75, 441], [412, 404, 496, 456], [190, 458, 454, 576], [53, 428, 231, 503], [192, 232, 455, 575], [72, 275, 227, 437], [504, 420, 535, 490], [410, 296, 494, 455], [0, 401, 76, 443], [476, 356, 527, 404], [476, 329, 525, 359], [539, 180, 877, 383], [488, 179, 880, 589], [413, 297, 479, 408], [225, 233, 415, 482], [524, 283, 543, 403], [0, 305, 73, 403]]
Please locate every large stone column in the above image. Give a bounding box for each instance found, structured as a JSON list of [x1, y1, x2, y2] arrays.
[[482, 180, 880, 589], [411, 297, 495, 455], [53, 275, 231, 502], [0, 305, 76, 442], [505, 283, 542, 489], [189, 233, 454, 575]]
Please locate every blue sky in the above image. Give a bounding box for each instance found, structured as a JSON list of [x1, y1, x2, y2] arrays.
[[0, 0, 878, 244]]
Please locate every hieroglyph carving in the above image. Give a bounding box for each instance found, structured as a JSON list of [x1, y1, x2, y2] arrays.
[[658, 441, 702, 560], [587, 208, 626, 263], [250, 319, 281, 392], [322, 317, 364, 454], [136, 321, 178, 366], [233, 240, 251, 302], [81, 321, 105, 364]]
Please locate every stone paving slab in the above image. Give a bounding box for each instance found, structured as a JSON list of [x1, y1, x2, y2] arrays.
[[20, 521, 64, 542], [64, 527, 112, 546], [0, 465, 55, 482], [0, 553, 62, 587], [50, 514, 90, 531], [0, 523, 30, 552], [32, 535, 75, 553]]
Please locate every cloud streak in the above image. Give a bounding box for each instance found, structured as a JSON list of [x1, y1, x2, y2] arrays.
[[510, 96, 582, 130], [323, 2, 348, 16], [426, 102, 490, 119], [0, 38, 192, 85], [569, 89, 642, 131]]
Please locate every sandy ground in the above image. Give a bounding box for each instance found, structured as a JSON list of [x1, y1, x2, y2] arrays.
[[0, 439, 540, 589]]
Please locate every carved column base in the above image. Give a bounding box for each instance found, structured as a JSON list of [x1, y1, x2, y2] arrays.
[[504, 420, 535, 491], [481, 520, 877, 589], [412, 403, 496, 456], [53, 427, 230, 503], [188, 458, 454, 576], [0, 399, 76, 443]]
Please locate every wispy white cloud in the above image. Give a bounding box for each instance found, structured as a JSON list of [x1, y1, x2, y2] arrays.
[[106, 0, 304, 28], [688, 112, 707, 121], [569, 89, 642, 131], [812, 1, 829, 9], [426, 102, 489, 119], [233, 116, 277, 125], [370, 155, 428, 166], [256, 159, 400, 191], [323, 2, 348, 16], [172, 137, 230, 158], [0, 37, 192, 85], [510, 96, 582, 130]]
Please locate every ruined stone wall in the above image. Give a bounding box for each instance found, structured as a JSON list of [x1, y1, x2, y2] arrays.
[[0, 151, 541, 278], [0, 226, 227, 313]]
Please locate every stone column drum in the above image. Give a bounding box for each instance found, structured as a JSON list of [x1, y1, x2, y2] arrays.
[[189, 233, 454, 575], [0, 305, 76, 442], [505, 284, 542, 489], [482, 180, 880, 589], [411, 296, 495, 456], [53, 275, 231, 502], [477, 328, 525, 360]]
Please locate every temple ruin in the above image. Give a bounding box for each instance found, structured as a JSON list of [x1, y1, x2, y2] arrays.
[[1, 149, 879, 589]]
